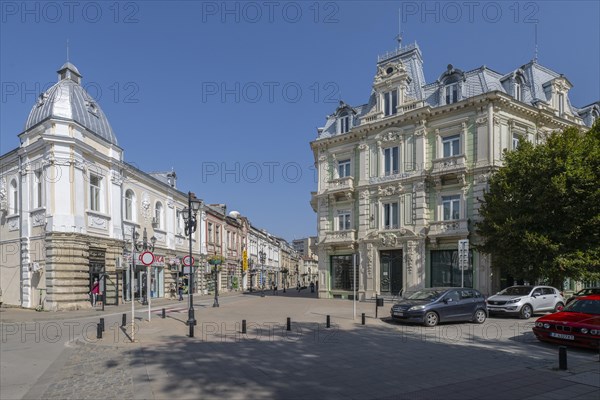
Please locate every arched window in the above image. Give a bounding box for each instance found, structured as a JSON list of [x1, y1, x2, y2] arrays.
[[10, 179, 18, 214], [154, 202, 163, 229], [125, 190, 135, 221]]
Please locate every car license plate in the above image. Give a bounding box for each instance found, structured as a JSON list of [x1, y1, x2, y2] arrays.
[[550, 332, 574, 340], [394, 312, 403, 317]]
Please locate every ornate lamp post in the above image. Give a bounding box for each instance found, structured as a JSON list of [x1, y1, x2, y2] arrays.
[[208, 255, 223, 307], [182, 191, 202, 338], [259, 248, 266, 297]]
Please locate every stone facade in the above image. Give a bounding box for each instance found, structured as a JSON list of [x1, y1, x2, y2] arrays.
[[310, 43, 598, 300]]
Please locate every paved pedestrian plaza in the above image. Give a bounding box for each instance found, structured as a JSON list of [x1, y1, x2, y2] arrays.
[[1, 292, 599, 399]]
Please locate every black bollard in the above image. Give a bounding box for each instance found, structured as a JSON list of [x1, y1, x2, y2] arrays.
[[189, 323, 194, 338], [161, 308, 166, 319], [287, 317, 291, 331], [326, 315, 331, 328], [242, 320, 247, 334], [100, 317, 105, 332], [97, 323, 102, 339], [559, 346, 568, 370], [375, 295, 378, 318], [362, 313, 366, 325], [121, 313, 127, 327]]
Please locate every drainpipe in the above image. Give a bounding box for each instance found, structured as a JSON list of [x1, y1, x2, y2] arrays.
[[487, 102, 494, 165], [18, 154, 24, 307]]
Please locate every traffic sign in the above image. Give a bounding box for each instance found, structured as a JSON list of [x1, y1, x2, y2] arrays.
[[458, 239, 469, 271], [182, 255, 194, 267], [139, 251, 155, 266]]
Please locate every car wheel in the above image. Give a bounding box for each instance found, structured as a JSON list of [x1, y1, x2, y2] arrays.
[[473, 309, 486, 324], [520, 304, 533, 319], [554, 302, 564, 313], [424, 311, 439, 327]]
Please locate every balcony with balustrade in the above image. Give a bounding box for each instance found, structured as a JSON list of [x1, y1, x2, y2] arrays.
[[427, 219, 469, 239], [326, 176, 354, 198], [431, 154, 467, 177], [322, 230, 357, 247]]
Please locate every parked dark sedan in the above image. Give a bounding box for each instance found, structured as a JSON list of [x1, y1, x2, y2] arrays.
[[390, 287, 488, 327], [566, 287, 600, 305]]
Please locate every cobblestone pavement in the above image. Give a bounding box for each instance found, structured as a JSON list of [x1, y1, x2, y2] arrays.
[[40, 342, 134, 400], [4, 294, 600, 399]]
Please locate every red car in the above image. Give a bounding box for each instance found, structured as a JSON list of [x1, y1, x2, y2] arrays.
[[532, 294, 600, 350]]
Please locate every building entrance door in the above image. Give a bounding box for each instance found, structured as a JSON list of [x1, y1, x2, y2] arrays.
[[380, 250, 403, 295]]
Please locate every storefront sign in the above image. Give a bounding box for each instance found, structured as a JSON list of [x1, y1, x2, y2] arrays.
[[242, 250, 248, 271], [153, 255, 165, 267]]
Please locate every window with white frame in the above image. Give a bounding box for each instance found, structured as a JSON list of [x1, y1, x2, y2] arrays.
[[442, 195, 461, 221], [208, 222, 214, 243], [338, 159, 351, 178], [34, 170, 43, 208], [445, 83, 458, 104], [383, 202, 399, 229], [514, 80, 522, 102], [89, 174, 101, 212], [338, 114, 351, 133], [384, 146, 399, 176], [512, 133, 520, 150], [176, 209, 183, 234], [10, 179, 18, 214], [125, 190, 135, 221], [558, 93, 565, 115], [154, 202, 163, 229], [442, 135, 460, 158], [216, 225, 221, 246], [384, 90, 398, 116], [337, 210, 351, 231]]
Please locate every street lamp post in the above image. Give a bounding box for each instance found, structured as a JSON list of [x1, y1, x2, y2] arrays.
[[248, 258, 254, 292], [209, 256, 222, 307], [259, 249, 266, 298], [182, 191, 202, 338]]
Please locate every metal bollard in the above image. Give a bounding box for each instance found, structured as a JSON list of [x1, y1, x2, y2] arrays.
[[362, 313, 366, 325], [326, 315, 331, 328], [559, 346, 568, 370], [287, 317, 291, 331], [189, 323, 194, 338], [100, 318, 105, 332], [162, 308, 166, 319], [97, 323, 102, 339], [121, 313, 127, 327], [242, 320, 247, 334]]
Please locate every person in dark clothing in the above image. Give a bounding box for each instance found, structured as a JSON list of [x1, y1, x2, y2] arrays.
[[310, 281, 315, 293], [178, 283, 184, 301]]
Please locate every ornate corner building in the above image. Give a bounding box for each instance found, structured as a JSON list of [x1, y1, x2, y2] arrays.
[[310, 43, 599, 300]]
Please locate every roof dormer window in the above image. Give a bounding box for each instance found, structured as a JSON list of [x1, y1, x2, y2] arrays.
[[338, 113, 351, 134], [384, 90, 398, 116], [558, 93, 565, 115], [515, 81, 522, 102], [445, 83, 458, 105]]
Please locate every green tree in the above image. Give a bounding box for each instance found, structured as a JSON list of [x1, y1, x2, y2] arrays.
[[477, 121, 600, 288]]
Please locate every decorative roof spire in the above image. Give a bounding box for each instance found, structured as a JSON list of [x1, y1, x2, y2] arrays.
[[57, 61, 82, 84], [396, 8, 403, 50]]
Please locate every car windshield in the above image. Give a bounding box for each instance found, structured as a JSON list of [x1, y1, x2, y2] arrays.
[[405, 290, 443, 301], [498, 286, 533, 296], [563, 299, 600, 315], [576, 288, 600, 296]]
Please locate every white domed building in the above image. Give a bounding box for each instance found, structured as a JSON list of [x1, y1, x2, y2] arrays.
[[0, 63, 207, 310]]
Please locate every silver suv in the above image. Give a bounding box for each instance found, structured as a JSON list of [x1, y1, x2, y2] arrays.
[[486, 286, 565, 319]]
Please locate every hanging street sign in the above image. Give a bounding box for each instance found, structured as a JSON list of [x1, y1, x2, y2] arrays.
[[139, 251, 155, 266]]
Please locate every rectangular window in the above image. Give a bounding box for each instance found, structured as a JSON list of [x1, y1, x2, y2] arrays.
[[125, 197, 133, 221], [558, 93, 564, 114], [338, 159, 351, 178], [515, 82, 521, 101], [339, 116, 350, 133], [384, 146, 399, 176], [90, 174, 101, 212], [383, 202, 399, 229], [331, 255, 358, 291], [34, 170, 43, 208], [442, 135, 460, 158], [430, 250, 472, 288], [442, 195, 461, 220], [512, 134, 520, 150], [445, 83, 458, 104], [208, 223, 214, 243], [338, 210, 351, 231], [384, 90, 398, 116], [216, 225, 220, 245]]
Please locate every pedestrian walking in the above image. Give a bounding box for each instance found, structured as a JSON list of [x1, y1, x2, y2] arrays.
[[90, 278, 100, 306], [310, 281, 315, 293], [274, 284, 278, 295], [178, 283, 184, 301], [297, 282, 301, 292]]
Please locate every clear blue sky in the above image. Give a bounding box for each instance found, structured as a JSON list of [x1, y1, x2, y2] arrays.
[[1, 1, 599, 241]]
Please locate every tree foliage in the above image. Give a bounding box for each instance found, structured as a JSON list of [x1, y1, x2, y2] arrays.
[[477, 121, 600, 287]]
